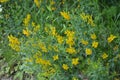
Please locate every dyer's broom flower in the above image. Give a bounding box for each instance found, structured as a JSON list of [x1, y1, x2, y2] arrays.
[[60, 11, 70, 20], [107, 34, 116, 43]]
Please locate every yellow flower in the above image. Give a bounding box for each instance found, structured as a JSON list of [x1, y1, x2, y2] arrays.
[[85, 48, 92, 55], [48, 45, 52, 51], [66, 46, 76, 54], [41, 46, 47, 52], [36, 58, 51, 66], [44, 27, 49, 33], [33, 24, 40, 32], [50, 27, 57, 36], [34, 0, 41, 8], [65, 30, 75, 46], [32, 22, 36, 27], [102, 53, 108, 59], [53, 45, 59, 52], [42, 67, 55, 77], [33, 51, 42, 59], [25, 58, 33, 62], [81, 39, 88, 45], [23, 29, 30, 37], [80, 12, 87, 21], [65, 30, 75, 37], [87, 15, 95, 26], [92, 41, 99, 48], [72, 77, 78, 80], [107, 34, 116, 43], [80, 12, 95, 26], [23, 14, 31, 27], [66, 37, 74, 46], [60, 11, 70, 20], [56, 35, 64, 44], [50, 0, 55, 5], [8, 35, 20, 51], [36, 58, 42, 64], [90, 33, 97, 40], [38, 42, 48, 52], [62, 64, 69, 70], [0, 0, 8, 3], [53, 55, 59, 61], [72, 58, 79, 66], [44, 60, 51, 66]]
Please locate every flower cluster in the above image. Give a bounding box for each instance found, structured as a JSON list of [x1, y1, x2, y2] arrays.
[[60, 11, 70, 20], [34, 0, 41, 8], [107, 34, 116, 43], [8, 35, 20, 51], [0, 0, 8, 3], [80, 12, 95, 26], [23, 14, 31, 27]]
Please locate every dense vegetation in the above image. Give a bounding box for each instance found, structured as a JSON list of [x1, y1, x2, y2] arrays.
[[0, 0, 120, 80]]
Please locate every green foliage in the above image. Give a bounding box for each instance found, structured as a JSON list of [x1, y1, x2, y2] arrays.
[[85, 60, 109, 80], [0, 0, 120, 80]]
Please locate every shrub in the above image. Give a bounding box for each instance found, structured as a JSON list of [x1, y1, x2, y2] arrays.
[[1, 0, 120, 80]]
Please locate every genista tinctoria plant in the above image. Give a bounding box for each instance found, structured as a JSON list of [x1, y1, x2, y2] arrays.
[[1, 0, 120, 80]]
